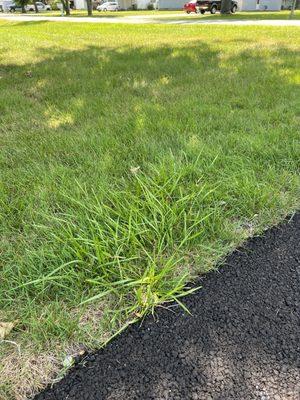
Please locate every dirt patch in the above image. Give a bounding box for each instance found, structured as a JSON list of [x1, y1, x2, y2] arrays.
[[34, 213, 300, 400]]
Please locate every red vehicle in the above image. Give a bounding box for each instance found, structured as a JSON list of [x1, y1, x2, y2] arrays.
[[183, 1, 197, 13], [184, 0, 238, 14]]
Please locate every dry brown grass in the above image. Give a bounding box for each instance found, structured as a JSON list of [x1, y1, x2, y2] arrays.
[[0, 345, 60, 400], [0, 304, 107, 400]]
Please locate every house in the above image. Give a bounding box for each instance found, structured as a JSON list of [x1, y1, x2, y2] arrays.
[[120, 0, 152, 8], [157, 0, 185, 8], [74, 0, 86, 8], [73, 0, 283, 10], [0, 0, 14, 11], [73, 0, 152, 9], [237, 0, 282, 10], [281, 0, 293, 7], [157, 0, 282, 10]]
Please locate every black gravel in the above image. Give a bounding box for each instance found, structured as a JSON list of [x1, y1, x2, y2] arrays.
[[35, 213, 300, 400]]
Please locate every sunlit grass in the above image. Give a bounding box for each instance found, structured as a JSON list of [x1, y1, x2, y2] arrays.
[[0, 20, 299, 399], [3, 9, 300, 19], [173, 9, 300, 19]]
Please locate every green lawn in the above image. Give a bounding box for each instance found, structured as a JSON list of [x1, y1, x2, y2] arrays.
[[11, 9, 181, 17], [164, 9, 300, 20], [5, 9, 300, 19], [0, 20, 299, 399]]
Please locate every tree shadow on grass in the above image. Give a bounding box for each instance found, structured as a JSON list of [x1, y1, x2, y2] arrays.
[[0, 20, 50, 27], [0, 32, 299, 399], [0, 36, 298, 212], [1, 38, 298, 175], [1, 31, 299, 307]]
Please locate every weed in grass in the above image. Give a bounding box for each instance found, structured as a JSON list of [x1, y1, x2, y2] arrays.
[[0, 20, 299, 399], [22, 163, 211, 319]]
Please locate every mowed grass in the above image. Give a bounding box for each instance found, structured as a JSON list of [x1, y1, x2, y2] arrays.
[[0, 20, 299, 399], [163, 9, 300, 20], [5, 9, 300, 19], [6, 9, 181, 18]]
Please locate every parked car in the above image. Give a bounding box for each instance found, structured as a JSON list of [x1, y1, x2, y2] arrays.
[[96, 1, 120, 11], [0, 0, 16, 11], [5, 2, 22, 11], [184, 0, 238, 14], [7, 1, 51, 11], [183, 1, 195, 13], [26, 2, 52, 11]]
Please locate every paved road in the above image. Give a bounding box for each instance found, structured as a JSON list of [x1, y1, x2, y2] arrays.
[[1, 13, 300, 25]]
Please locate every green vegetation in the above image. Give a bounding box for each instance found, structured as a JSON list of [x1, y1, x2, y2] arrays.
[[169, 9, 300, 20], [5, 9, 300, 20], [0, 20, 299, 399], [173, 9, 300, 19], [2, 9, 181, 16]]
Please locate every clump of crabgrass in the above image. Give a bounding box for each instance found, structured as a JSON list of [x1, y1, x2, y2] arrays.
[[19, 161, 214, 322]]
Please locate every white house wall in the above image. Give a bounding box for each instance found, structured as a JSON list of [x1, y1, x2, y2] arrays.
[[158, 0, 185, 9], [238, 0, 282, 9], [119, 0, 132, 9], [74, 0, 282, 11], [74, 0, 86, 9], [237, 0, 257, 10], [136, 0, 150, 8], [259, 0, 281, 10]]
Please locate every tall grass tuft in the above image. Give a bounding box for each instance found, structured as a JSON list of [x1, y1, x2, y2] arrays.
[[21, 162, 213, 321]]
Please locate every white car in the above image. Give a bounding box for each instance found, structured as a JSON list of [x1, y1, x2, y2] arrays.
[[26, 2, 51, 11], [96, 2, 120, 11]]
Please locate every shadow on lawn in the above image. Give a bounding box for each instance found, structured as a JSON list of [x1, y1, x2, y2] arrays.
[[1, 38, 297, 166], [1, 35, 298, 227], [0, 19, 50, 27], [1, 29, 299, 286], [1, 31, 299, 300], [1, 31, 299, 399], [0, 35, 295, 184]]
